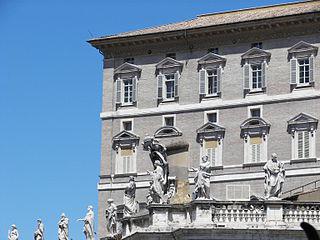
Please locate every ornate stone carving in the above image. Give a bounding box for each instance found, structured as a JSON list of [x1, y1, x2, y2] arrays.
[[58, 213, 69, 240], [106, 199, 118, 237], [143, 136, 174, 204], [264, 153, 285, 199], [192, 156, 211, 200], [77, 206, 95, 240], [123, 176, 138, 217], [8, 225, 19, 240], [34, 219, 44, 240]]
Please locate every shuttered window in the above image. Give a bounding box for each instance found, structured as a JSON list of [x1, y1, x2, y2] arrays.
[[290, 56, 314, 86], [226, 185, 250, 201], [250, 137, 262, 163], [115, 77, 138, 106], [123, 79, 133, 104], [116, 148, 135, 174], [204, 140, 217, 166], [297, 131, 310, 159], [199, 67, 221, 96]]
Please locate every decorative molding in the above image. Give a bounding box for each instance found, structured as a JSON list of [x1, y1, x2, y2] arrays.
[[98, 166, 320, 190], [100, 89, 320, 120], [112, 130, 140, 150], [155, 57, 183, 70], [288, 41, 318, 57], [287, 112, 318, 134], [154, 126, 182, 138], [241, 47, 271, 62], [114, 62, 141, 76], [196, 122, 225, 143], [198, 52, 226, 68], [240, 117, 270, 139]]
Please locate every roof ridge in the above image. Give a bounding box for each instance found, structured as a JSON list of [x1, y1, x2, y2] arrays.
[[197, 0, 316, 18]]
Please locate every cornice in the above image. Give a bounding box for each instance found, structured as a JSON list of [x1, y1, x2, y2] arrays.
[[100, 90, 320, 120]]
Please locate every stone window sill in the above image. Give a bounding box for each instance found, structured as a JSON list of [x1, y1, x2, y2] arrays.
[[290, 158, 317, 164]]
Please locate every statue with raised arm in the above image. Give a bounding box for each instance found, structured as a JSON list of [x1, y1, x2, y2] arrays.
[[77, 205, 95, 240], [192, 156, 211, 200], [123, 176, 138, 217], [264, 153, 285, 199], [34, 219, 44, 240], [106, 199, 118, 236], [58, 213, 69, 240], [8, 224, 19, 240], [143, 136, 169, 203]]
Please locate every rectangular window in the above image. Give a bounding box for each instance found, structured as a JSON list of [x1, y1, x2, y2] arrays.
[[122, 121, 132, 131], [164, 74, 175, 99], [166, 53, 176, 59], [251, 64, 262, 90], [250, 137, 262, 163], [250, 108, 261, 118], [116, 148, 135, 174], [124, 57, 135, 64], [207, 69, 218, 95], [123, 79, 133, 104], [226, 185, 250, 201], [164, 116, 175, 126], [298, 59, 310, 85], [207, 113, 217, 123], [208, 47, 219, 54], [297, 131, 310, 159], [251, 42, 263, 49], [204, 140, 217, 166]]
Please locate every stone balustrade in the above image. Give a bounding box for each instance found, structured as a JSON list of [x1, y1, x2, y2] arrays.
[[119, 200, 320, 239]]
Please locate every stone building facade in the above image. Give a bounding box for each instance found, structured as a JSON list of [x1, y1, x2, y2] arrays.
[[89, 1, 320, 238]]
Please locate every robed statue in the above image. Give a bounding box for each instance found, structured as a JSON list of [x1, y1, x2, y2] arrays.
[[143, 136, 169, 203], [8, 225, 19, 240], [58, 213, 69, 240], [78, 205, 95, 240], [264, 153, 285, 199], [34, 219, 44, 240], [106, 199, 118, 236], [192, 156, 211, 200], [123, 176, 138, 217]]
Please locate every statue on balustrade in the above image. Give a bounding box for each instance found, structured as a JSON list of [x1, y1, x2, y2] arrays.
[[264, 153, 285, 199], [34, 219, 44, 240], [77, 205, 95, 240], [106, 198, 120, 237], [143, 136, 169, 203], [58, 213, 69, 240], [123, 176, 138, 217], [8, 224, 19, 240], [192, 156, 211, 200]]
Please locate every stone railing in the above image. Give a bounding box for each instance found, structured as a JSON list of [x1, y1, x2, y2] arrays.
[[118, 200, 320, 239]]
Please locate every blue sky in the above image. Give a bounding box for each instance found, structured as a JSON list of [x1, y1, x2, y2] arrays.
[[0, 0, 299, 239]]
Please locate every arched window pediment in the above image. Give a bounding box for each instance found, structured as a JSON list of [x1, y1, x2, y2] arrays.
[[240, 117, 270, 139], [154, 126, 182, 138], [287, 113, 318, 134], [112, 130, 140, 150], [196, 122, 226, 143]]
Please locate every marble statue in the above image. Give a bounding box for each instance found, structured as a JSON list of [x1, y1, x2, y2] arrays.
[[8, 224, 19, 240], [78, 205, 95, 240], [34, 219, 44, 240], [192, 156, 211, 200], [264, 153, 285, 199], [106, 199, 118, 236], [58, 213, 69, 240], [143, 136, 169, 203], [123, 176, 138, 217]]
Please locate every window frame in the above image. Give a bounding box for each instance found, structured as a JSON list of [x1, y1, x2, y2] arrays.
[[115, 146, 137, 174], [163, 73, 176, 101], [122, 77, 134, 105], [247, 105, 263, 118], [120, 118, 134, 132], [204, 110, 219, 124], [200, 138, 223, 167], [162, 114, 176, 127]]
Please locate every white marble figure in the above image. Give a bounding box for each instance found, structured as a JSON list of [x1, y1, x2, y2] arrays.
[[77, 205, 95, 240], [34, 219, 44, 240], [264, 153, 285, 199], [58, 213, 69, 240], [8, 224, 19, 240], [192, 156, 211, 200], [106, 199, 118, 236], [123, 176, 138, 217], [147, 160, 166, 203]]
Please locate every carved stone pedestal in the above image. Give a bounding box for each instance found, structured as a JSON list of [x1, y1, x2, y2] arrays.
[[265, 200, 287, 228], [149, 204, 171, 228], [191, 200, 214, 226]]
